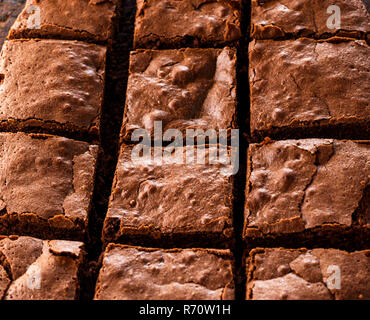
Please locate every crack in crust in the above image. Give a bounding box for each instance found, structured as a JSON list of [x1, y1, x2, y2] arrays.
[[244, 139, 370, 242]]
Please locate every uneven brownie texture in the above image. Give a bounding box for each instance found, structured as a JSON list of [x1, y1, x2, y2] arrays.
[[9, 0, 118, 42], [0, 0, 25, 49], [122, 47, 237, 141], [247, 248, 370, 300], [249, 39, 370, 138], [0, 236, 85, 300], [251, 0, 370, 39], [134, 0, 241, 48], [103, 145, 234, 247], [0, 39, 106, 137], [244, 139, 369, 239], [0, 133, 98, 240], [94, 245, 235, 300]]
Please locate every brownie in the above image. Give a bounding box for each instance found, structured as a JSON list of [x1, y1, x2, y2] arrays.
[[246, 248, 370, 300], [102, 144, 235, 247], [0, 39, 106, 139], [249, 38, 370, 140], [94, 244, 235, 300], [244, 139, 369, 243], [0, 235, 85, 300], [121, 47, 237, 142], [251, 0, 370, 40], [8, 0, 118, 42], [134, 0, 242, 49], [0, 0, 26, 49], [0, 132, 99, 240]]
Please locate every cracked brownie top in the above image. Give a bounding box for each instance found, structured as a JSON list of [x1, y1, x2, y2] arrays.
[[8, 0, 118, 42], [134, 0, 242, 48], [247, 248, 370, 300], [103, 144, 234, 246], [244, 139, 370, 238], [249, 38, 370, 137], [0, 39, 106, 137], [121, 47, 237, 141], [0, 132, 98, 239], [251, 0, 370, 39], [0, 235, 85, 300], [94, 244, 235, 300]]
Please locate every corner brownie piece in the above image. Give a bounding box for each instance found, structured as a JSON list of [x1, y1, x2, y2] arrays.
[[249, 38, 370, 139], [246, 248, 370, 300], [103, 144, 234, 247], [0, 132, 99, 240], [0, 39, 106, 138], [0, 236, 85, 300], [251, 0, 370, 39], [8, 0, 118, 42], [121, 47, 237, 141], [244, 139, 369, 242], [134, 0, 241, 49], [94, 245, 235, 300], [0, 0, 25, 49]]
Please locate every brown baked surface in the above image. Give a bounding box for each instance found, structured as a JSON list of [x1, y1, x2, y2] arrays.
[[0, 132, 99, 240], [251, 0, 370, 39], [0, 235, 85, 300], [8, 0, 118, 42], [102, 144, 235, 247], [244, 139, 369, 240], [249, 38, 370, 139], [247, 248, 370, 300], [0, 39, 106, 138], [121, 47, 237, 141], [94, 244, 235, 300], [0, 0, 25, 49], [134, 0, 241, 49]]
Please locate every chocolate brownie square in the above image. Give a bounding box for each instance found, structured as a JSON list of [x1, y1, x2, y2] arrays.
[[0, 0, 25, 49], [102, 144, 235, 247], [8, 0, 118, 42], [244, 139, 369, 243], [134, 0, 242, 49], [249, 38, 370, 140], [251, 0, 370, 40], [0, 39, 106, 138], [121, 47, 237, 142], [0, 132, 99, 240], [94, 245, 235, 300], [246, 248, 370, 300], [0, 235, 85, 300]]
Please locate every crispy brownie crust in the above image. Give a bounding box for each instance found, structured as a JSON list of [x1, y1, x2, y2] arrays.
[[249, 38, 370, 139], [0, 39, 106, 138], [0, 235, 85, 300], [94, 244, 235, 300], [247, 248, 370, 300], [121, 47, 237, 141], [8, 0, 118, 42], [244, 139, 369, 240], [134, 0, 242, 49], [0, 133, 99, 240], [103, 144, 234, 247], [251, 0, 370, 40], [0, 0, 25, 49]]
